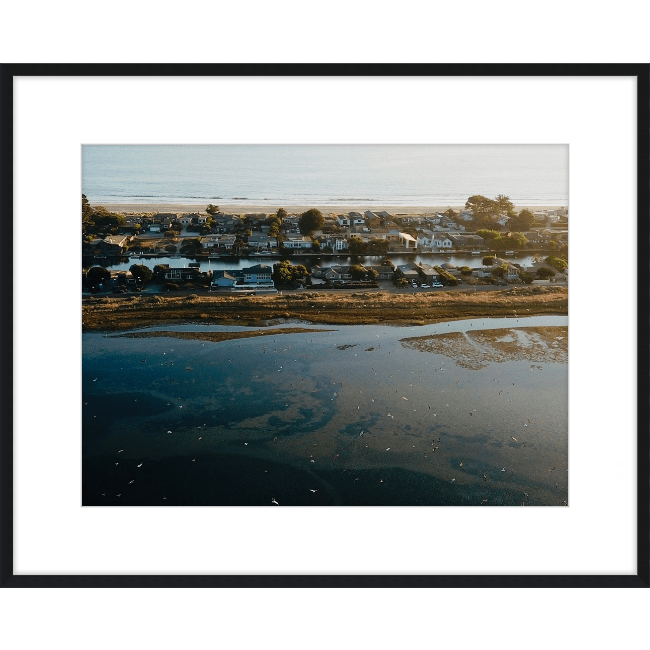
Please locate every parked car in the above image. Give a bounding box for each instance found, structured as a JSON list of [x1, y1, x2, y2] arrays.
[[420, 284, 430, 288], [432, 282, 443, 288]]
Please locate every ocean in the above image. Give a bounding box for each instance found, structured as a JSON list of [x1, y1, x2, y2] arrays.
[[81, 144, 569, 208]]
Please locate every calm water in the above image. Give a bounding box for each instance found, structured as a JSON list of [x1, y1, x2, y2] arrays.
[[82, 317, 568, 507], [82, 145, 569, 207]]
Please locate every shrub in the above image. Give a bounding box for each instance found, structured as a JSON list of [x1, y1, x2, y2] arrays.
[[433, 266, 458, 286], [520, 272, 535, 284], [165, 282, 179, 290], [545, 256, 568, 272]]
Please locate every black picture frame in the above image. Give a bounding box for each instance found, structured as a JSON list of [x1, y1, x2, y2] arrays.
[[1, 63, 648, 588]]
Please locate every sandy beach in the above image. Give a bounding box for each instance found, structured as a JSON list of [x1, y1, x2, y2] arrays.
[[100, 203, 565, 216]]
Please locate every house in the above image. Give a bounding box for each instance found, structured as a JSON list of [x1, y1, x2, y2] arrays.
[[398, 232, 418, 249], [416, 232, 434, 248], [432, 234, 453, 249], [211, 271, 238, 287], [363, 211, 382, 228], [314, 265, 354, 283], [364, 264, 394, 280], [247, 234, 276, 250], [239, 264, 274, 286], [396, 263, 420, 281], [447, 234, 484, 249], [101, 235, 130, 254], [200, 234, 236, 250], [337, 215, 351, 227], [164, 267, 201, 282], [283, 236, 314, 249], [416, 263, 443, 283]]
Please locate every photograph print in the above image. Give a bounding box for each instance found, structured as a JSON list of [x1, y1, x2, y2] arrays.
[[82, 144, 569, 507]]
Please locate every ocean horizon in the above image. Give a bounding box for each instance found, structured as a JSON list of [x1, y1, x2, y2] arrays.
[[82, 144, 569, 208]]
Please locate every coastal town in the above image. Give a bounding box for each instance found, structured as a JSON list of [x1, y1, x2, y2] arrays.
[[82, 198, 569, 295]]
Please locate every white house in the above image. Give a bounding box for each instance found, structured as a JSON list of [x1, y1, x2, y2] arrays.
[[283, 236, 314, 249]]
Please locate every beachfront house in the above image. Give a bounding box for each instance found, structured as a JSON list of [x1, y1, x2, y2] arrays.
[[247, 234, 276, 251], [337, 215, 351, 227], [164, 267, 202, 282]]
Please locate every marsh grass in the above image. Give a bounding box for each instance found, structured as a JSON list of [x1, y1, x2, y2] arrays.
[[82, 287, 568, 332]]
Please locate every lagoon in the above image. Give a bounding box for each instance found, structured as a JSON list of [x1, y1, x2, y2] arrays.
[[82, 316, 568, 506]]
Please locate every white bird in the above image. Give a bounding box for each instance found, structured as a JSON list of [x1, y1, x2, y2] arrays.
[[129, 480, 134, 484], [385, 448, 390, 451], [511, 437, 518, 441], [167, 430, 172, 434], [198, 437, 202, 440], [192, 459, 196, 462], [309, 489, 318, 493], [137, 463, 142, 468], [116, 494, 121, 497], [451, 478, 456, 482], [244, 442, 248, 446], [501, 468, 506, 472], [118, 450, 123, 453], [115, 462, 119, 466], [271, 498, 279, 505]]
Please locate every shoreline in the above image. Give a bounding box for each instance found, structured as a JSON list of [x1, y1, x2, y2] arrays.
[[99, 202, 567, 215], [82, 286, 568, 332]]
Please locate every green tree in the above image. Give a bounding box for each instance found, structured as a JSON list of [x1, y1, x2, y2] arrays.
[[272, 260, 308, 285], [277, 208, 287, 220], [129, 264, 153, 283], [460, 266, 473, 277], [395, 277, 409, 288], [477, 229, 501, 241], [348, 236, 367, 255], [491, 264, 507, 279], [350, 264, 367, 281], [508, 208, 536, 232], [82, 194, 93, 221], [153, 264, 167, 278], [520, 272, 535, 284], [537, 267, 556, 279], [206, 204, 220, 215], [483, 256, 496, 266], [298, 208, 325, 235], [545, 256, 567, 272], [86, 265, 110, 286], [367, 268, 379, 281], [508, 232, 529, 248], [442, 208, 459, 219]]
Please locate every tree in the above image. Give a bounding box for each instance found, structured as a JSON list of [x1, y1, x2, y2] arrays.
[[206, 204, 220, 215], [476, 229, 501, 241], [483, 256, 496, 266], [129, 264, 153, 283], [298, 208, 324, 235], [276, 208, 287, 220], [508, 208, 535, 232], [520, 272, 535, 284], [545, 255, 568, 272], [442, 208, 459, 219], [367, 268, 379, 281], [395, 278, 409, 288], [272, 260, 307, 285], [82, 194, 93, 221], [460, 266, 473, 277], [86, 265, 110, 286], [536, 267, 556, 279], [508, 232, 529, 248], [350, 264, 367, 281], [348, 236, 367, 255], [491, 264, 507, 279], [153, 264, 167, 278]]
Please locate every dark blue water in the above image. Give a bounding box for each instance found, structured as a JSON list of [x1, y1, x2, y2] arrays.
[[82, 144, 569, 207], [82, 318, 568, 506]]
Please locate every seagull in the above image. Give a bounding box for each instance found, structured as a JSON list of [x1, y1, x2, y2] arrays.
[[116, 494, 121, 497], [129, 480, 134, 484], [385, 448, 390, 451], [192, 459, 196, 462], [459, 462, 463, 467], [115, 462, 119, 466], [483, 474, 487, 481], [309, 489, 318, 493], [198, 437, 202, 440], [118, 450, 123, 453], [101, 492, 106, 497], [167, 430, 172, 434], [271, 498, 279, 505], [137, 463, 142, 468], [451, 478, 456, 482], [501, 468, 506, 472], [511, 437, 518, 441]]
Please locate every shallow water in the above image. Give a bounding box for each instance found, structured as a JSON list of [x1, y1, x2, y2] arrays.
[[83, 317, 568, 506]]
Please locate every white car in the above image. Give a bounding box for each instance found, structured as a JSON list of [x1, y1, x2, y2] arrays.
[[432, 282, 443, 288], [420, 284, 430, 288]]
